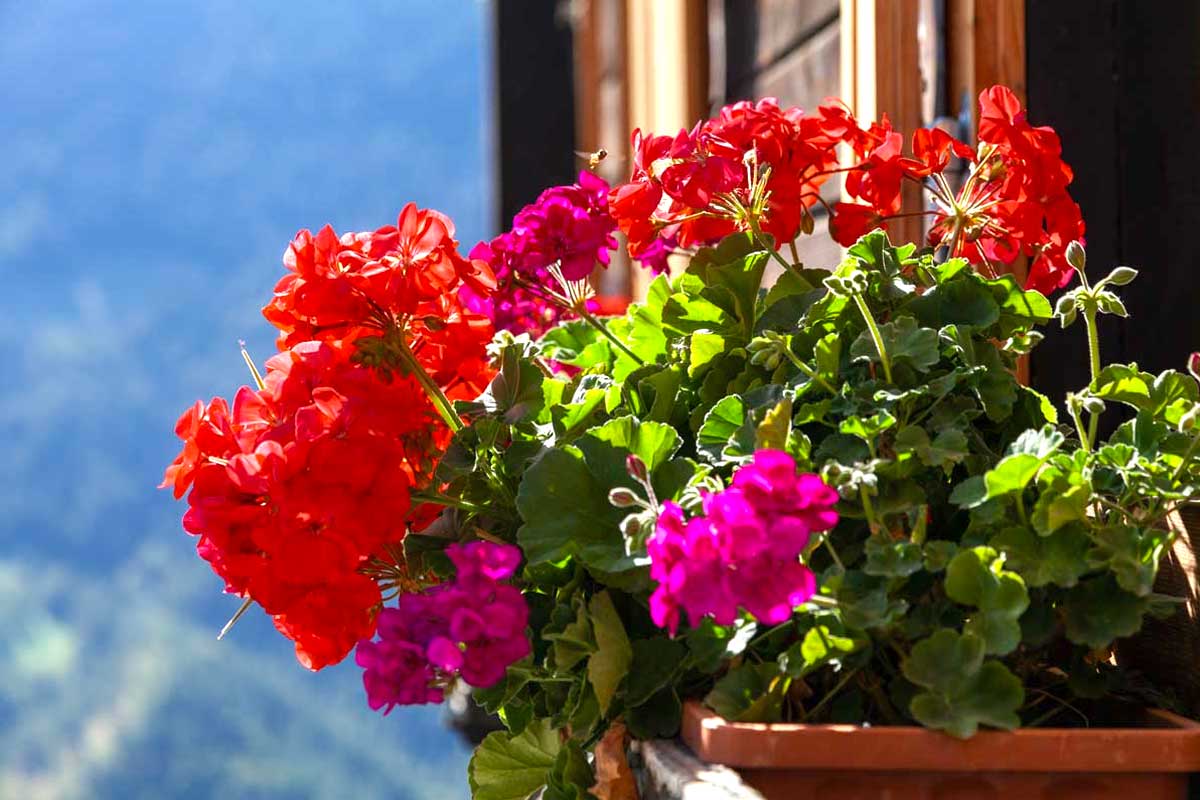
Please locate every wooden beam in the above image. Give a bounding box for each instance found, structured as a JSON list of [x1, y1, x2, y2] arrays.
[[944, 0, 1028, 382], [623, 0, 709, 298], [840, 0, 924, 246]]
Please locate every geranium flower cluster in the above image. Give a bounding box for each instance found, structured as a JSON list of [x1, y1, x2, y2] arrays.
[[356, 542, 530, 712], [264, 203, 496, 400], [831, 86, 1084, 293], [162, 340, 448, 670], [647, 450, 840, 635], [164, 203, 499, 670], [608, 98, 853, 264], [464, 171, 618, 337]]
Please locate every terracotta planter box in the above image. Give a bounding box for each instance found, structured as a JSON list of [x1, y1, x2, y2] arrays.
[[680, 701, 1200, 799]]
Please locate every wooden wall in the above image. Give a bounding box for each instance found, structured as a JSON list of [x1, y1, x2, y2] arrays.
[[712, 0, 843, 271], [1026, 0, 1200, 411], [492, 0, 578, 228]]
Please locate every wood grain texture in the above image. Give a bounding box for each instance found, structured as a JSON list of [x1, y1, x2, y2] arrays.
[[722, 0, 840, 95]]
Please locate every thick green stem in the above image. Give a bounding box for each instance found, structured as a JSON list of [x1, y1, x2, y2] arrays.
[[804, 668, 859, 722], [750, 225, 807, 283], [1068, 399, 1092, 452], [807, 593, 840, 608], [400, 343, 464, 432], [783, 348, 837, 394], [1172, 434, 1200, 482], [410, 491, 492, 515], [1083, 304, 1102, 447], [852, 293, 893, 383], [579, 308, 644, 366], [823, 532, 846, 571]]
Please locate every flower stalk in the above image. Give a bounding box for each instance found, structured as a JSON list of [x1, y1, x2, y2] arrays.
[[853, 294, 893, 383]]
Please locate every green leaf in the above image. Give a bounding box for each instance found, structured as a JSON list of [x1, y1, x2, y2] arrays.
[[544, 742, 597, 800], [552, 389, 608, 441], [780, 620, 867, 678], [540, 320, 612, 369], [894, 425, 969, 472], [1087, 525, 1170, 597], [839, 410, 897, 442], [864, 534, 925, 577], [627, 638, 687, 706], [587, 591, 633, 716], [903, 630, 1024, 739], [626, 687, 683, 739], [696, 395, 753, 465], [990, 524, 1090, 588], [837, 572, 908, 629], [545, 603, 595, 671], [850, 316, 940, 373], [479, 340, 546, 422], [971, 425, 1065, 504], [686, 617, 757, 673], [689, 332, 727, 377], [949, 476, 988, 508], [1091, 364, 1153, 408], [1063, 575, 1150, 649], [944, 547, 1030, 655], [704, 662, 785, 722], [923, 541, 959, 572], [977, 371, 1018, 422], [469, 720, 561, 800], [987, 273, 1053, 337], [1151, 370, 1200, 425], [814, 333, 842, 387], [1030, 467, 1091, 536], [636, 366, 683, 423], [517, 448, 624, 569], [577, 416, 682, 487], [907, 275, 1000, 329], [755, 396, 793, 450], [687, 233, 770, 336]]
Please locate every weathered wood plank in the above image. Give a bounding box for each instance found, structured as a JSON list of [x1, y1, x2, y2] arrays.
[[722, 0, 840, 92], [1025, 0, 1121, 409], [631, 739, 765, 800]]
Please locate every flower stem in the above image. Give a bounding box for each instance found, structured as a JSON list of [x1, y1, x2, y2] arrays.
[[410, 491, 491, 515], [783, 348, 837, 394], [852, 293, 892, 383], [803, 668, 859, 722], [860, 486, 880, 535], [1172, 434, 1200, 482], [753, 228, 808, 283], [399, 341, 464, 432], [823, 533, 846, 572], [579, 308, 645, 365], [1068, 398, 1092, 453], [807, 593, 839, 608], [217, 596, 255, 641], [1083, 304, 1102, 446]]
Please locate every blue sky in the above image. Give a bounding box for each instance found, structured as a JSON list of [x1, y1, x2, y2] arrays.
[[0, 2, 493, 797]]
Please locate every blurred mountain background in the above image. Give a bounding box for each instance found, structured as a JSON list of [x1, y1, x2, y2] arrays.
[[0, 1, 492, 797]]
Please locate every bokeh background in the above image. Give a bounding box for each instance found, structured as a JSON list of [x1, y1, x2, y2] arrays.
[[0, 1, 491, 797]]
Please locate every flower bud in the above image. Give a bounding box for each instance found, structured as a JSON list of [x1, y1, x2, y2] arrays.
[[1189, 352, 1200, 383], [800, 207, 816, 236], [1105, 266, 1138, 286], [1179, 404, 1200, 433], [626, 454, 649, 484], [608, 487, 641, 508], [620, 513, 644, 539], [1066, 240, 1087, 273]]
